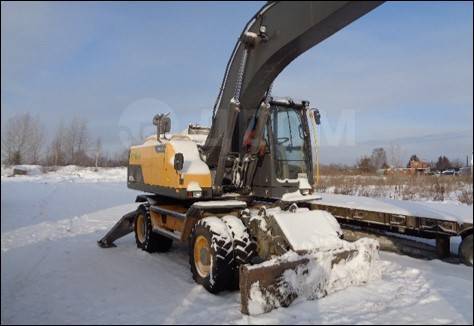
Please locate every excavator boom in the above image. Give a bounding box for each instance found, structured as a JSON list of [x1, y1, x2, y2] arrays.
[[204, 1, 383, 170]]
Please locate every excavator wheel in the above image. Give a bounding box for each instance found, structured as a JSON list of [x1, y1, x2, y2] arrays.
[[134, 204, 173, 253], [189, 217, 235, 293], [459, 233, 473, 266], [222, 215, 257, 289]]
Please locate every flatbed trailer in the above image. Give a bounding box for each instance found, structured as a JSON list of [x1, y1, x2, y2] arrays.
[[310, 193, 473, 264]]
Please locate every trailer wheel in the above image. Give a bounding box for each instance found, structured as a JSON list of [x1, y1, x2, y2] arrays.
[[222, 215, 257, 289], [189, 217, 235, 293], [459, 234, 473, 266], [134, 205, 173, 253]]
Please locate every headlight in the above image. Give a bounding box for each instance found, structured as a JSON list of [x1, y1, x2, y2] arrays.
[[300, 188, 310, 195], [186, 182, 202, 198]]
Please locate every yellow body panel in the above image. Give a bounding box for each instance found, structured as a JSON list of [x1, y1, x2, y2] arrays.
[[129, 137, 212, 190]]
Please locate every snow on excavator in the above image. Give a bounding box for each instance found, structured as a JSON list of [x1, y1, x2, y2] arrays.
[[98, 1, 384, 314]]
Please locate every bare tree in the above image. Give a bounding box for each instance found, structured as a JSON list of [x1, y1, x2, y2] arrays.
[[30, 118, 45, 164], [94, 137, 102, 169], [357, 156, 376, 174], [388, 143, 403, 168], [370, 147, 388, 170], [436, 156, 452, 171], [76, 119, 89, 156], [64, 120, 77, 164], [64, 117, 91, 165], [113, 148, 130, 167], [451, 159, 464, 169], [47, 120, 67, 166], [1, 113, 45, 165]]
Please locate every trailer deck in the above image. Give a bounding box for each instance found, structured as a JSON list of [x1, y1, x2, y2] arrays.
[[310, 193, 472, 260], [312, 193, 472, 224]]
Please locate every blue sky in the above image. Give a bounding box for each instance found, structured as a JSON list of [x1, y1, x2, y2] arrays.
[[1, 1, 473, 164]]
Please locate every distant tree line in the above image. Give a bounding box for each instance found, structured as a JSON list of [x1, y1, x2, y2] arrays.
[[353, 147, 467, 174], [3, 113, 469, 173], [356, 147, 390, 173], [1, 113, 128, 167]]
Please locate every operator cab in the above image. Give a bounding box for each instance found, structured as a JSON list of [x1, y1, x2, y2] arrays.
[[251, 97, 320, 199], [271, 98, 310, 181]]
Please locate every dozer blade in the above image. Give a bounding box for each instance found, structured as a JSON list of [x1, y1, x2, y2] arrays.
[[239, 238, 379, 315], [97, 210, 137, 248]]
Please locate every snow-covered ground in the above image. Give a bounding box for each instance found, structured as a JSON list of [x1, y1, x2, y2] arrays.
[[1, 167, 472, 324], [1, 165, 126, 183], [317, 174, 473, 204]]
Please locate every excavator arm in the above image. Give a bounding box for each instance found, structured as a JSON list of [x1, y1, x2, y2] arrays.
[[203, 1, 383, 191]]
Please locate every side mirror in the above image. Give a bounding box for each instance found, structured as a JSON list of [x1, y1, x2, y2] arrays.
[[161, 116, 171, 133], [310, 108, 321, 125], [174, 153, 184, 171]]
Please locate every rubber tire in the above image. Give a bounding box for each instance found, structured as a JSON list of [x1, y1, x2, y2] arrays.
[[134, 205, 173, 253], [459, 234, 473, 266], [222, 215, 257, 289], [189, 217, 235, 293]]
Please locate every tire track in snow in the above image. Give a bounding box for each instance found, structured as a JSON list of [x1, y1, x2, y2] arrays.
[[1, 203, 137, 252], [37, 182, 59, 222]]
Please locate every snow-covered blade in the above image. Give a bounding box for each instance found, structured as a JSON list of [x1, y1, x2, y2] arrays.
[[97, 210, 137, 248], [239, 238, 380, 315]]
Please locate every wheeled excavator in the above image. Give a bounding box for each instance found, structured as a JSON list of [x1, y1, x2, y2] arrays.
[[98, 1, 384, 314]]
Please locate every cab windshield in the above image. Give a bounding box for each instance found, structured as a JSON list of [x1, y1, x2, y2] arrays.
[[272, 106, 308, 181]]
